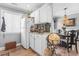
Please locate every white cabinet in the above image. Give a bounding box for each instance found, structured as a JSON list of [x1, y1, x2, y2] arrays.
[[41, 34, 48, 55], [30, 9, 40, 24], [30, 33, 49, 55], [46, 6, 52, 23], [29, 4, 53, 55], [33, 9, 40, 24], [30, 33, 42, 55], [40, 4, 52, 23], [30, 4, 53, 23], [34, 34, 42, 54], [40, 5, 48, 23]]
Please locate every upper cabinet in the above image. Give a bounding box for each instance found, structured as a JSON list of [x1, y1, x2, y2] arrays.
[[40, 4, 52, 23], [46, 5, 53, 23], [30, 9, 40, 24], [40, 4, 48, 23], [34, 9, 40, 24], [30, 4, 53, 24]]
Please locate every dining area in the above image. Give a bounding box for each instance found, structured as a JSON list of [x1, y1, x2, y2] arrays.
[[46, 29, 79, 56], [60, 30, 79, 52], [44, 5, 79, 56]]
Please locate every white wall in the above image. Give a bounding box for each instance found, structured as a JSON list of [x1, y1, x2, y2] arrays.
[[2, 10, 22, 33], [52, 3, 79, 32], [53, 3, 79, 17], [0, 8, 23, 47], [57, 13, 79, 32]]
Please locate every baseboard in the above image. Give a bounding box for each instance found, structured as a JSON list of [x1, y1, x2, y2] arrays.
[[0, 43, 21, 51], [30, 47, 41, 56], [0, 47, 5, 51], [16, 43, 21, 46]]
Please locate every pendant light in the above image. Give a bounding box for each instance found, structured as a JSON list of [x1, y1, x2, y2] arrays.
[[63, 8, 69, 25], [62, 8, 69, 35]]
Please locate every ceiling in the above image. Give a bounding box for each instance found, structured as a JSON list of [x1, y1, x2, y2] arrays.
[[53, 3, 79, 17], [0, 3, 79, 16], [0, 3, 44, 14]]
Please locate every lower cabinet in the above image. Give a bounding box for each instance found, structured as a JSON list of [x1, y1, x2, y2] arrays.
[[41, 35, 48, 55], [30, 33, 49, 55], [35, 35, 42, 55]]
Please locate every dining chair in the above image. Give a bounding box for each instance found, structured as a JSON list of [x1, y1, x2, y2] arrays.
[[67, 30, 78, 53]]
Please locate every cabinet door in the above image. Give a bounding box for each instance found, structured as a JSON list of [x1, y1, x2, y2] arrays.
[[46, 6, 52, 23], [34, 10, 40, 24], [40, 6, 47, 23], [35, 35, 41, 55], [41, 35, 48, 55], [40, 5, 52, 23]]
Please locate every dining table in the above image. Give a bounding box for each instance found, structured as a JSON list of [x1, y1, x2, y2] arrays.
[[59, 34, 71, 40]]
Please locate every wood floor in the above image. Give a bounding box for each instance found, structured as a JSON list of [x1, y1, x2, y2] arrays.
[[0, 46, 38, 56], [54, 47, 79, 56], [0, 46, 79, 56]]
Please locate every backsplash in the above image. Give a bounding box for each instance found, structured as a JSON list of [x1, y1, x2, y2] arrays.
[[30, 23, 51, 33]]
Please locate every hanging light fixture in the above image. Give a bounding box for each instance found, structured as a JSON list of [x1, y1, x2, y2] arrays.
[[62, 8, 69, 35], [63, 8, 69, 25]]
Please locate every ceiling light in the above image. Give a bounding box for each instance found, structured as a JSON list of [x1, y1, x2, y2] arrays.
[[26, 4, 30, 8]]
